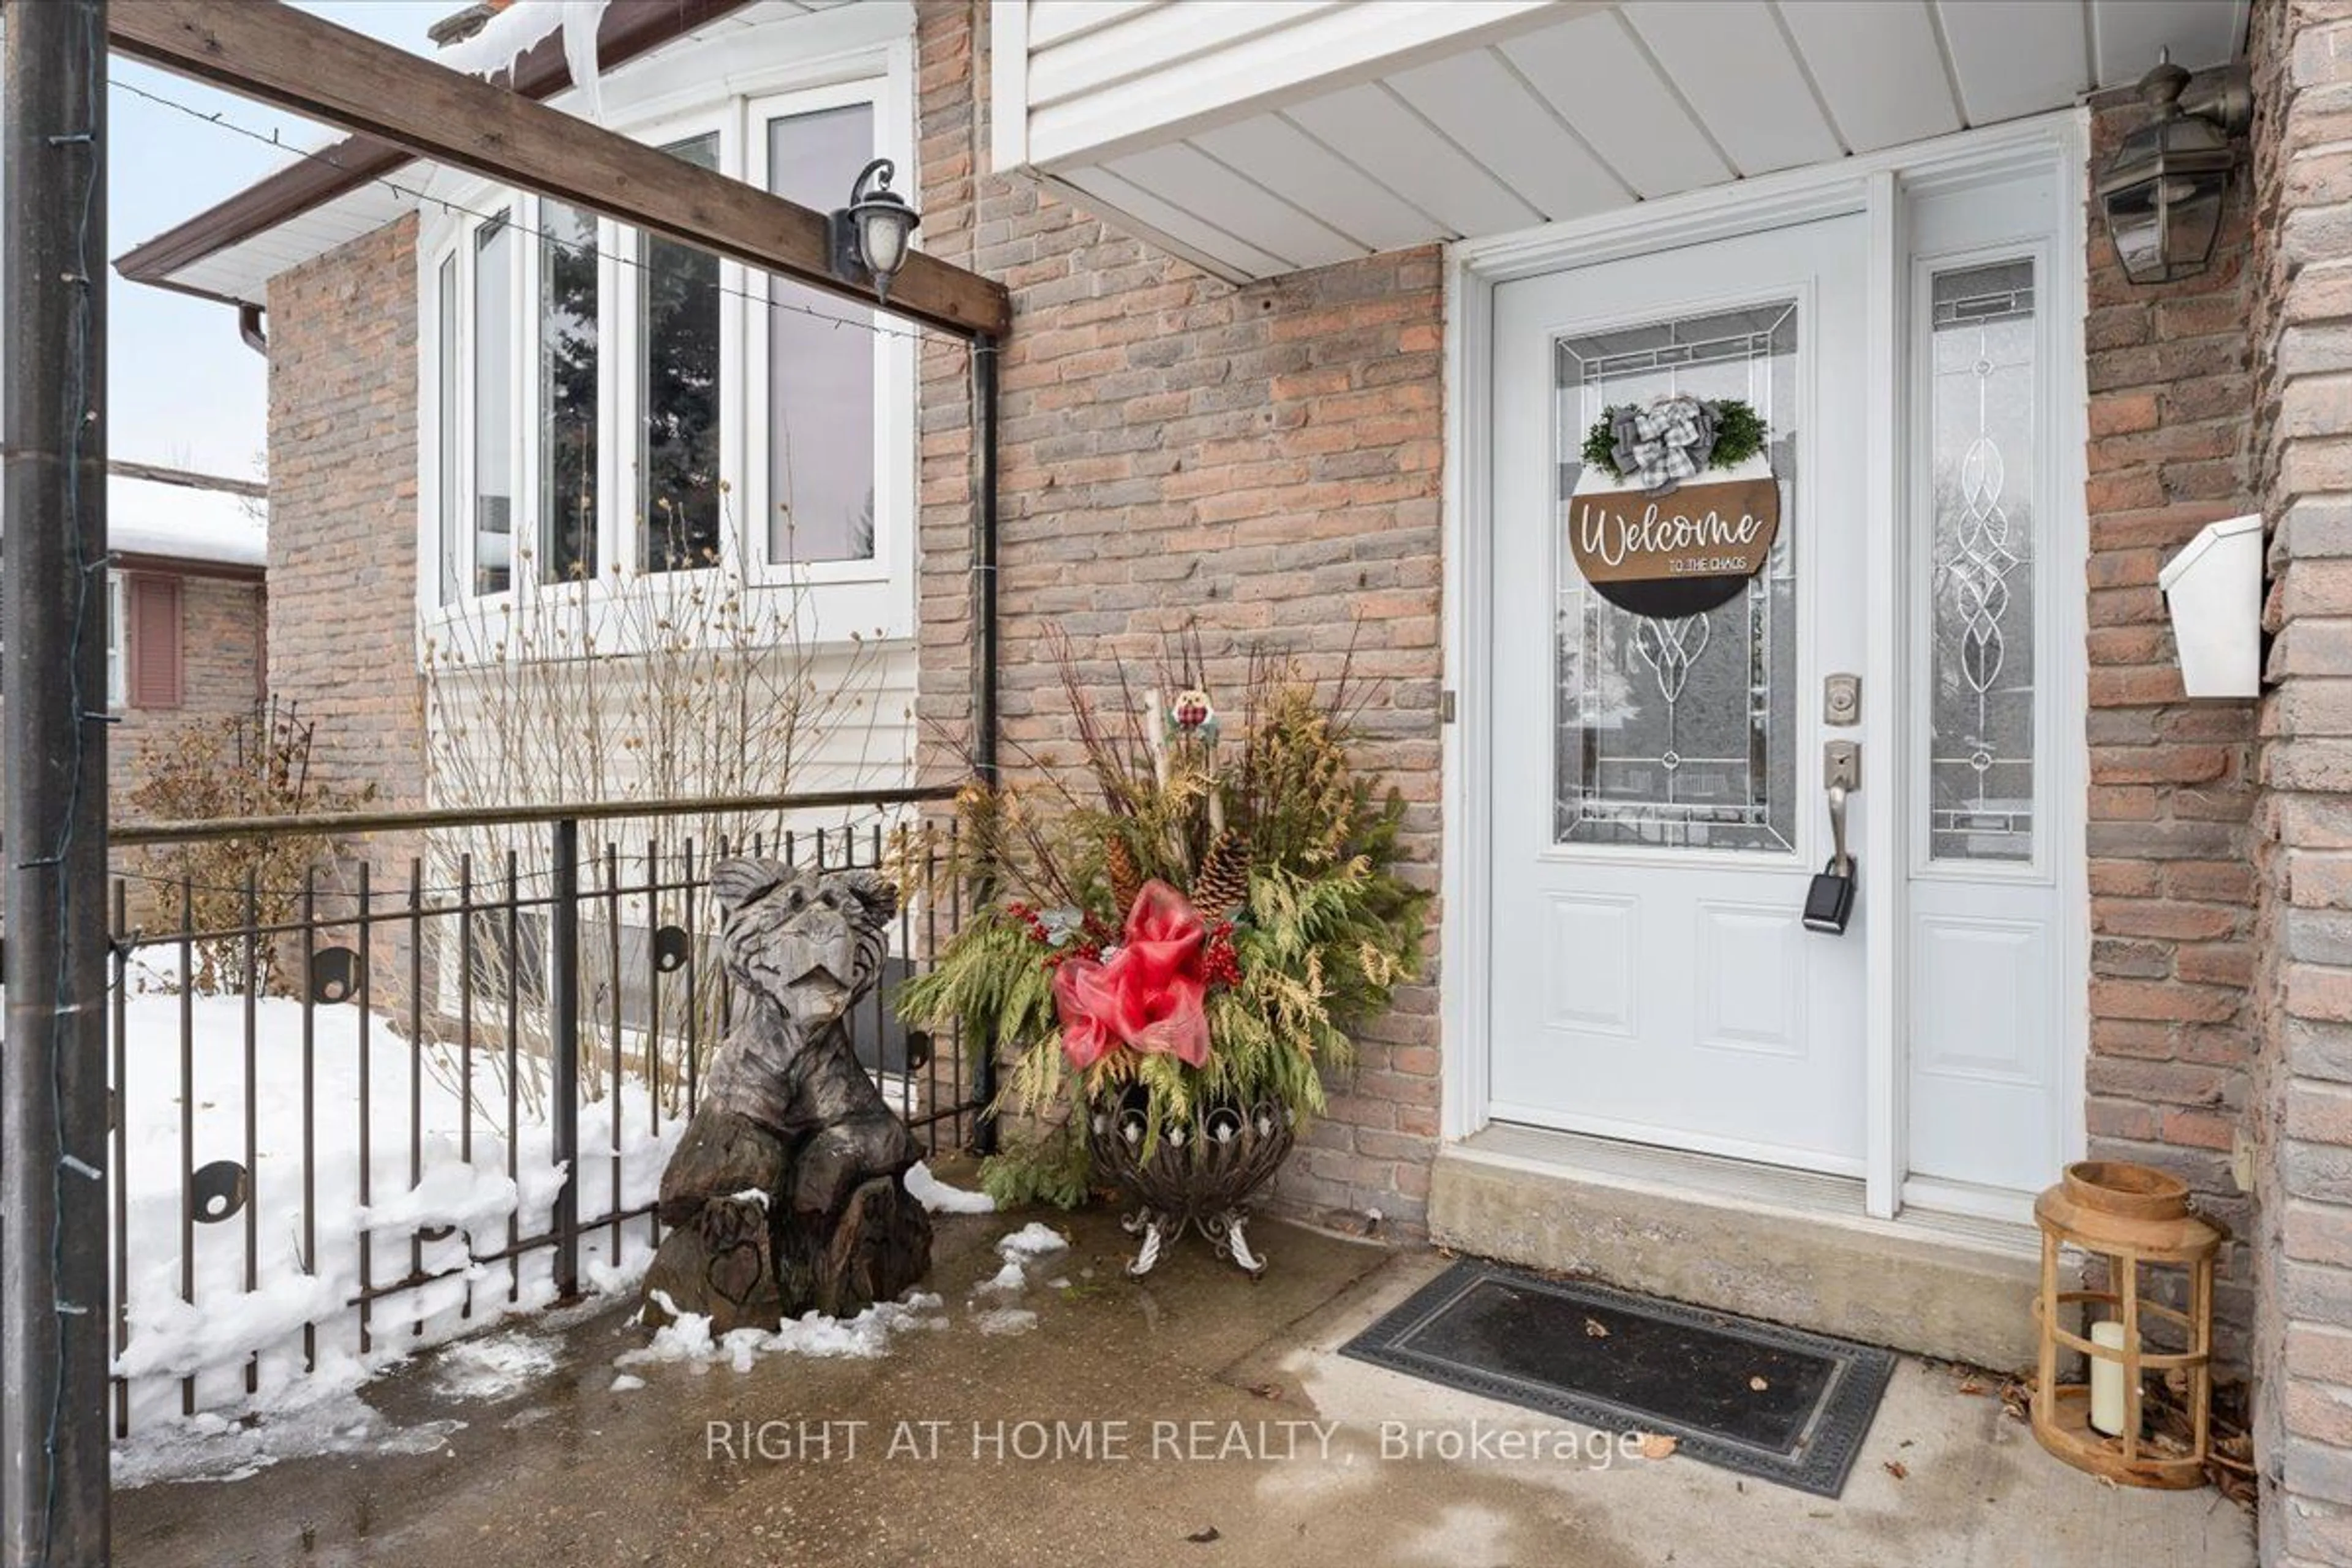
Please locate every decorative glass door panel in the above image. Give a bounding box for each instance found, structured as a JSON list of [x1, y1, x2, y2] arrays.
[[1554, 303, 1798, 853], [1926, 260, 2038, 863]]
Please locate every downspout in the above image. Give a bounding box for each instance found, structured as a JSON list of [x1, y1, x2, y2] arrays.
[[973, 335, 1000, 790], [970, 333, 1001, 1155], [237, 301, 266, 354]]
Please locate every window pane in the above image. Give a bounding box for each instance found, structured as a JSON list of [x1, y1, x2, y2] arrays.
[[1927, 260, 2037, 862], [641, 132, 723, 573], [540, 202, 598, 582], [437, 253, 460, 605], [767, 104, 877, 564], [473, 213, 514, 596], [1553, 302, 1799, 853]]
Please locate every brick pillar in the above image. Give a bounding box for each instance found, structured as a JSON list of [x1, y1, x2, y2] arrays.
[[2084, 72, 2264, 1365], [916, 1, 1447, 1231], [2249, 2, 2352, 1560]]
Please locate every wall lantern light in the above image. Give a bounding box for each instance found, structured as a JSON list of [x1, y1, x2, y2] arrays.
[[828, 157, 921, 304], [2098, 49, 2252, 286], [2032, 1161, 2223, 1488]]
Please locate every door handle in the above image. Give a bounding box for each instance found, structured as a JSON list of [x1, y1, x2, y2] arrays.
[[1826, 782, 1853, 880], [1806, 742, 1860, 934]]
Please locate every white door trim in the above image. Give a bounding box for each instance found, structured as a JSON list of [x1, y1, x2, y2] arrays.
[[1439, 110, 2091, 1219]]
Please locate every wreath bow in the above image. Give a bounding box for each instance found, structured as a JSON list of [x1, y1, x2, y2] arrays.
[[1609, 395, 1719, 497], [1051, 881, 1212, 1072]]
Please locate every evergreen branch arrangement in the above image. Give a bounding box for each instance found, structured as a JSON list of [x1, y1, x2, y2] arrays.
[[1581, 397, 1768, 483], [897, 636, 1430, 1208]]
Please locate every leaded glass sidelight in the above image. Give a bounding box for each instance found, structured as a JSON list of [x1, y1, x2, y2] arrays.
[[1927, 260, 2037, 863], [1554, 301, 1798, 851]]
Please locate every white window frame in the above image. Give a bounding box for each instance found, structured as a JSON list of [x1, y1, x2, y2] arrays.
[[106, 570, 125, 711], [744, 72, 918, 626], [413, 7, 919, 654]]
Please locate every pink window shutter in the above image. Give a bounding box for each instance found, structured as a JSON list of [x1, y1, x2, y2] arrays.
[[128, 574, 183, 710]]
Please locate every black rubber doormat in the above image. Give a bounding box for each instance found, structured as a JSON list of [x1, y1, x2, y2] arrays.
[[1340, 1261, 1895, 1498]]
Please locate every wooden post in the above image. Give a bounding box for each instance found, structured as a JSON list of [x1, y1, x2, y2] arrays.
[[2, 1, 113, 1559]]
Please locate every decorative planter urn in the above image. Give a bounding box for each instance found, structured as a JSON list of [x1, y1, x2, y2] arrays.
[[1085, 1083, 1294, 1278]]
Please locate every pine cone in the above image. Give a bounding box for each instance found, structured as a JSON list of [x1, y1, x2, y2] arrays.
[[1191, 831, 1251, 921], [1105, 834, 1143, 918]]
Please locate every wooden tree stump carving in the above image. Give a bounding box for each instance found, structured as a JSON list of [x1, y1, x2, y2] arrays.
[[642, 860, 932, 1333]]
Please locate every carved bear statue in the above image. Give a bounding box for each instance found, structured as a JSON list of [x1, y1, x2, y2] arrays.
[[641, 861, 932, 1332]]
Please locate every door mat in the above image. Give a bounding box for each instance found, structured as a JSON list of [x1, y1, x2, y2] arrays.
[[1339, 1260, 1895, 1498]]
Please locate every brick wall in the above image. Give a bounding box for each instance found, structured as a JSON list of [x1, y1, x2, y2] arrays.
[[265, 215, 426, 809], [914, 1, 1447, 1232], [2248, 1, 2352, 1559], [112, 571, 267, 807], [2082, 73, 2267, 1366]]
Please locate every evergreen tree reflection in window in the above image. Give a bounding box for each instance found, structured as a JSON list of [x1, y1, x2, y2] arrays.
[[640, 132, 723, 573], [540, 202, 598, 582]]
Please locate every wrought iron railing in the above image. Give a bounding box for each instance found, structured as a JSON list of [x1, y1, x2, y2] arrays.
[[98, 786, 981, 1439]]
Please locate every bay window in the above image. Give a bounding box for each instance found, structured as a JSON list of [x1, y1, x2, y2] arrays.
[[420, 67, 914, 638]]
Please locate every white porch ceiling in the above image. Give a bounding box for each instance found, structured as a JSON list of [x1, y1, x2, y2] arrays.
[[1019, 0, 2249, 282]]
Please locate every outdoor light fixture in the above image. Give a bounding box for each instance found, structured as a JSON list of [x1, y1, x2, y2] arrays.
[[829, 157, 921, 304], [2098, 49, 2252, 286]]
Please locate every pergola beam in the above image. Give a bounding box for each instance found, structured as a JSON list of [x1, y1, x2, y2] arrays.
[[108, 0, 1012, 341]]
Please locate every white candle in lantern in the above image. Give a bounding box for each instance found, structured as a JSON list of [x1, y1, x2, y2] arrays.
[[2090, 1320, 2130, 1436]]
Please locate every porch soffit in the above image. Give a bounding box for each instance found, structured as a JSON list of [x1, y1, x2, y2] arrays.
[[1006, 0, 2250, 284]]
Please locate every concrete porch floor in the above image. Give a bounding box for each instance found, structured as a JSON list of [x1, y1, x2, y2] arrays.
[[116, 1206, 2255, 1567]]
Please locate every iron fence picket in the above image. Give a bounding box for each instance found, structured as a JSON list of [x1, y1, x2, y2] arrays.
[[96, 788, 977, 1439]]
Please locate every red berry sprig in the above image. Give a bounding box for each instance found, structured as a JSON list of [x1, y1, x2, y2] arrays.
[[1202, 921, 1242, 989], [1002, 900, 1052, 945]]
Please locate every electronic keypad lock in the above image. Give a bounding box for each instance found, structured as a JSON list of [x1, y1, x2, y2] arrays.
[[1804, 742, 1860, 935]]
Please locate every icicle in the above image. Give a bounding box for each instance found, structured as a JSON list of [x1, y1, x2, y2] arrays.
[[559, 0, 609, 119]]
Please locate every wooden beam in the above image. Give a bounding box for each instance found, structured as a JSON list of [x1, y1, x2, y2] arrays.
[[107, 459, 267, 500], [109, 0, 1012, 341], [116, 0, 758, 292]]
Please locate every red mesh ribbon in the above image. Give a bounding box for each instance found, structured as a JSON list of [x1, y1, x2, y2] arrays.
[[1052, 880, 1210, 1071]]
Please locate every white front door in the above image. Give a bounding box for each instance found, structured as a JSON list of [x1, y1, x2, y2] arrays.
[[1480, 156, 2084, 1207], [1488, 216, 1872, 1174]]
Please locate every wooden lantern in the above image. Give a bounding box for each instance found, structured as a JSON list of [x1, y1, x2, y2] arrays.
[[2032, 1160, 2223, 1488]]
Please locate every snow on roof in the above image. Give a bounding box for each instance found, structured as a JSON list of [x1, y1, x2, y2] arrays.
[[435, 0, 611, 111], [107, 475, 266, 570]]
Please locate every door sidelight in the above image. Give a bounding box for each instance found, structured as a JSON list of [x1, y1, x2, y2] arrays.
[[1804, 740, 1859, 934]]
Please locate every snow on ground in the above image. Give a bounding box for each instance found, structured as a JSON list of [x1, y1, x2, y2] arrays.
[[108, 1355, 463, 1489], [618, 1291, 951, 1375], [431, 1333, 562, 1400], [904, 1159, 995, 1215], [995, 1222, 1070, 1261], [109, 989, 682, 1477], [972, 1308, 1039, 1337], [614, 1216, 1078, 1379]]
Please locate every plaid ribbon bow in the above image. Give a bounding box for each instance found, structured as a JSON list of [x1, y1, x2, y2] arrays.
[[1610, 396, 1720, 497]]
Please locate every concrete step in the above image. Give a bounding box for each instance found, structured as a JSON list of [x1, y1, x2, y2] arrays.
[[1430, 1123, 2052, 1371]]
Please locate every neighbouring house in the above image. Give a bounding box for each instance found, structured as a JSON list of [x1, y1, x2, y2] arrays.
[[113, 0, 2352, 1555], [0, 464, 268, 811]]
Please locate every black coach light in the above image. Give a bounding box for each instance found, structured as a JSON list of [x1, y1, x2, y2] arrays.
[[2098, 49, 2251, 286], [829, 157, 921, 304]]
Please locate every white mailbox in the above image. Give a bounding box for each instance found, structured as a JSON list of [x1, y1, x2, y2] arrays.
[[2158, 513, 2263, 699]]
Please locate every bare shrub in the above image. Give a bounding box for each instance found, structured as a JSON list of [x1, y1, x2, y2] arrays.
[[127, 698, 373, 994]]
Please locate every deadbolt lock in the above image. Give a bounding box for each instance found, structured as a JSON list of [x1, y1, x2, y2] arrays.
[[1824, 673, 1861, 726]]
